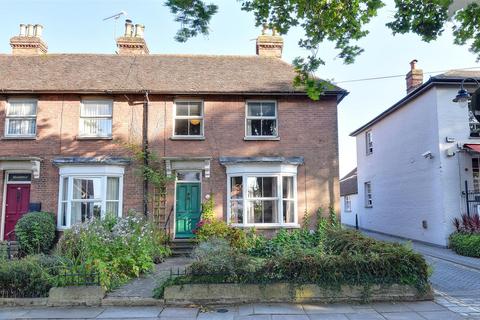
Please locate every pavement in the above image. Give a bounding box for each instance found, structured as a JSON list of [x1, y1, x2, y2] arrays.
[[1, 230, 480, 319], [0, 302, 475, 320]]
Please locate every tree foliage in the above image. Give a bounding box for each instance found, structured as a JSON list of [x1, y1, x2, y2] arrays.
[[164, 0, 480, 99]]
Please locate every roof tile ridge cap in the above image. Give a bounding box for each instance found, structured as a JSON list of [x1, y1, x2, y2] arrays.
[[146, 53, 261, 58]]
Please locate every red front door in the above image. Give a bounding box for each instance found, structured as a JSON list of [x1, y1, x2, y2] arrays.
[[4, 184, 30, 240]]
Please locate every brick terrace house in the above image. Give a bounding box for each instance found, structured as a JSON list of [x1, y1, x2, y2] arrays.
[[0, 22, 347, 240]]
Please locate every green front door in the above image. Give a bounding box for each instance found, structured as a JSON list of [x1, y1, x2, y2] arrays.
[[175, 183, 201, 238]]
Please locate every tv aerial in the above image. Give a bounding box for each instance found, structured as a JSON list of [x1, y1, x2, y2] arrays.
[[103, 11, 128, 39]]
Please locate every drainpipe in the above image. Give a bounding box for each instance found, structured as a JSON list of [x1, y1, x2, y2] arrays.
[[143, 91, 149, 217]]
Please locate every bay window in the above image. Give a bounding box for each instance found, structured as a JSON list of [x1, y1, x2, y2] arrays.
[[228, 173, 297, 226], [57, 166, 124, 229], [5, 99, 37, 137]]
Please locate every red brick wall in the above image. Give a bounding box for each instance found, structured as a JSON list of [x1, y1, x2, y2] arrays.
[[148, 95, 340, 228], [0, 93, 339, 233]]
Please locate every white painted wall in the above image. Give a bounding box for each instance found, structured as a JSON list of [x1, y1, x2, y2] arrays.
[[436, 85, 479, 239], [340, 194, 358, 226], [355, 87, 448, 246]]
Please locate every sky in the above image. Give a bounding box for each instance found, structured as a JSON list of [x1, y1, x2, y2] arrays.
[[0, 0, 479, 177]]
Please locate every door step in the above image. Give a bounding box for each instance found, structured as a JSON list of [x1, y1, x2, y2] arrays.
[[170, 239, 196, 257]]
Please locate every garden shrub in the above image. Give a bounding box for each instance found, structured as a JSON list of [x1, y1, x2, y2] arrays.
[[15, 211, 56, 255], [195, 218, 249, 250], [0, 254, 66, 298], [56, 214, 171, 290], [449, 232, 480, 257], [452, 213, 480, 233], [157, 228, 430, 298]]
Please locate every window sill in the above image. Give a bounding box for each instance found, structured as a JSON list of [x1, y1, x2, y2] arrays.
[[76, 136, 113, 140], [170, 136, 205, 141], [231, 223, 300, 229], [2, 136, 37, 140], [244, 136, 280, 141]]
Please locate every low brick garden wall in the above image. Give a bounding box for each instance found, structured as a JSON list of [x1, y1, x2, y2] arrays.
[[163, 283, 434, 305]]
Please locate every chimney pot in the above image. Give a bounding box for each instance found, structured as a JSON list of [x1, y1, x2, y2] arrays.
[[135, 24, 145, 38], [124, 20, 134, 37], [19, 24, 26, 36], [27, 24, 34, 36], [406, 59, 423, 94], [34, 24, 43, 38]]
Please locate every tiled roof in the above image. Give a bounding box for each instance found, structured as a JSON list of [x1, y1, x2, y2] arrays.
[[350, 70, 480, 136], [340, 168, 357, 196], [0, 54, 346, 95]]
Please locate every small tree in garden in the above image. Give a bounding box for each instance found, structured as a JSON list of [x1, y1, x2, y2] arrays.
[[15, 211, 56, 255]]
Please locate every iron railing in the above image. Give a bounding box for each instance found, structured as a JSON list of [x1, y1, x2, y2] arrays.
[[164, 206, 174, 247], [0, 241, 20, 260], [58, 269, 100, 286], [464, 180, 480, 217]]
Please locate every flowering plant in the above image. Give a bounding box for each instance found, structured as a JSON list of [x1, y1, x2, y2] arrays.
[[56, 212, 170, 290]]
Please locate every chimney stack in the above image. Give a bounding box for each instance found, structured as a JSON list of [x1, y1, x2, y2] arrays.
[[406, 59, 423, 94], [116, 19, 149, 55], [256, 27, 284, 58], [10, 24, 48, 55]]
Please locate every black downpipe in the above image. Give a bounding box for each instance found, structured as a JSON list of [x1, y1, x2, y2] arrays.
[[143, 91, 149, 217]]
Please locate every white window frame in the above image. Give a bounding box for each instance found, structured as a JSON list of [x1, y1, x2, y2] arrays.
[[79, 99, 113, 138], [57, 166, 124, 229], [5, 99, 37, 138], [172, 100, 204, 138], [365, 130, 373, 155], [226, 167, 298, 228], [344, 195, 352, 212], [364, 182, 373, 208], [245, 100, 279, 138]]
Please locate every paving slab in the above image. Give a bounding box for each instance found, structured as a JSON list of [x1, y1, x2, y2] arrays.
[[369, 303, 411, 313], [238, 304, 255, 316], [160, 307, 199, 318], [254, 304, 305, 315], [345, 312, 386, 320], [0, 308, 30, 319], [306, 314, 349, 320], [303, 304, 356, 314], [235, 316, 272, 320], [402, 301, 446, 312], [18, 307, 105, 319], [97, 306, 163, 318], [418, 310, 466, 319], [380, 312, 424, 320], [197, 310, 235, 320], [271, 315, 309, 320]]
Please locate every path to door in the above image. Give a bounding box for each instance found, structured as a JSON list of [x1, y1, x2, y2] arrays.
[[104, 256, 193, 304], [362, 230, 480, 317]]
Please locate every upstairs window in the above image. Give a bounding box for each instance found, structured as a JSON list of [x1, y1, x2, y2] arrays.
[[364, 182, 373, 208], [365, 130, 373, 155], [79, 100, 113, 138], [5, 99, 37, 137], [246, 101, 278, 137], [173, 101, 204, 137]]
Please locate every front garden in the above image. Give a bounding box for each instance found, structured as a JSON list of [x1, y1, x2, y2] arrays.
[[155, 207, 432, 303], [0, 211, 171, 299], [450, 213, 480, 258]]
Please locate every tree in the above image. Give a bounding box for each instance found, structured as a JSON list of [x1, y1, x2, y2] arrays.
[[165, 0, 480, 100]]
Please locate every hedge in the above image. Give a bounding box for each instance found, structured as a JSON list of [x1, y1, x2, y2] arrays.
[[449, 232, 480, 258]]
